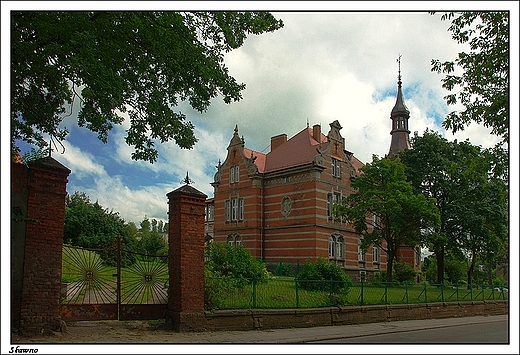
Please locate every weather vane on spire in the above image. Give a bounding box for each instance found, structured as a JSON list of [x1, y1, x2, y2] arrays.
[[396, 53, 402, 83]]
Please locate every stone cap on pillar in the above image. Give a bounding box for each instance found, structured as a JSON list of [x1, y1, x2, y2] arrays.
[[167, 184, 207, 199], [28, 156, 71, 174]]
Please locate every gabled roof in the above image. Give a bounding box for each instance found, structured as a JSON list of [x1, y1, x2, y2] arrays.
[[264, 127, 328, 173]]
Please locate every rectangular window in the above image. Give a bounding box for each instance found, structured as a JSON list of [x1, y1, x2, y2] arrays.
[[225, 200, 231, 221], [331, 158, 341, 178], [230, 165, 239, 184], [328, 236, 336, 258], [358, 240, 366, 262], [206, 204, 214, 221], [231, 198, 237, 220], [239, 198, 244, 220], [327, 193, 333, 217], [373, 246, 380, 263], [226, 197, 244, 221], [336, 237, 344, 259]]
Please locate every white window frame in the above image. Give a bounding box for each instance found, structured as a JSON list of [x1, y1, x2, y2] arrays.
[[328, 235, 336, 258], [226, 197, 244, 222], [358, 240, 366, 262], [206, 204, 214, 222], [230, 165, 239, 184], [373, 246, 380, 263], [336, 236, 345, 260], [331, 158, 341, 178], [327, 193, 333, 217], [227, 234, 241, 246]]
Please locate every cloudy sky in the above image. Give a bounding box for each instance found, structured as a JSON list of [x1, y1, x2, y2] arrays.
[[2, 3, 519, 354], [3, 3, 518, 227]]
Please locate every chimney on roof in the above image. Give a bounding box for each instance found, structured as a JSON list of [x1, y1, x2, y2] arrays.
[[312, 124, 321, 142], [271, 133, 287, 151]]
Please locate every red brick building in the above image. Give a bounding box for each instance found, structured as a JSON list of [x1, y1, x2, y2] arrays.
[[206, 73, 421, 280]]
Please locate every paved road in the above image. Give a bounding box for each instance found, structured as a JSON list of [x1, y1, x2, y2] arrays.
[[310, 316, 508, 343]]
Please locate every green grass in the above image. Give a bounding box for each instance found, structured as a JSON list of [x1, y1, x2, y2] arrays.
[[63, 248, 507, 309], [207, 277, 509, 310]]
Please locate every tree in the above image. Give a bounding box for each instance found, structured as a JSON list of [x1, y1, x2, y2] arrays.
[[431, 12, 509, 143], [400, 131, 508, 285], [137, 216, 168, 256], [64, 191, 138, 266], [11, 12, 283, 162], [400, 130, 464, 284], [449, 142, 508, 286], [334, 156, 440, 283]]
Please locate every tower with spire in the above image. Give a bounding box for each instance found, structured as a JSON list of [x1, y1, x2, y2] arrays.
[[387, 54, 411, 159]]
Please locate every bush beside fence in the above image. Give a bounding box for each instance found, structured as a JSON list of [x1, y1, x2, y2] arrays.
[[205, 277, 508, 310]]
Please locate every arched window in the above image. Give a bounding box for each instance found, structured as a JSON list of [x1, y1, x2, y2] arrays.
[[227, 233, 241, 246], [328, 235, 336, 258], [329, 234, 345, 260], [336, 236, 345, 259]]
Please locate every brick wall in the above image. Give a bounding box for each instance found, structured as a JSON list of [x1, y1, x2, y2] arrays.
[[203, 301, 508, 331], [12, 157, 70, 336], [167, 184, 207, 331]]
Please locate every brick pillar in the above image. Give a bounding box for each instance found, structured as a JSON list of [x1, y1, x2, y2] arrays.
[[18, 157, 70, 336], [167, 184, 207, 331], [11, 161, 29, 331]]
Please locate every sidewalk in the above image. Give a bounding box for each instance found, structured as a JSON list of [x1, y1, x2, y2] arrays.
[[12, 314, 507, 344]]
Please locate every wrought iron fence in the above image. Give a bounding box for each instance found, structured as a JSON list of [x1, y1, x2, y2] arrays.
[[205, 277, 508, 310]]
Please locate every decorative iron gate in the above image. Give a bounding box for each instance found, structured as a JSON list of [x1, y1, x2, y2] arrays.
[[61, 239, 169, 321]]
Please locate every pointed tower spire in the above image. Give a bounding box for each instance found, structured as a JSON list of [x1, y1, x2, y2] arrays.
[[388, 54, 411, 159]]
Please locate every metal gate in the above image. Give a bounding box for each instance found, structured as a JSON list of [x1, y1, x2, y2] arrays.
[[60, 239, 169, 321]]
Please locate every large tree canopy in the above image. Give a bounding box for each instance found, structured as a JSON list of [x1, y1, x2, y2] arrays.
[[334, 156, 440, 283], [400, 130, 508, 285], [431, 12, 509, 143], [11, 11, 283, 162]]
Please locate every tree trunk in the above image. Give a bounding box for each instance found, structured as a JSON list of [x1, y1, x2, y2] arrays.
[[435, 245, 445, 284], [386, 253, 394, 283], [467, 253, 475, 289]]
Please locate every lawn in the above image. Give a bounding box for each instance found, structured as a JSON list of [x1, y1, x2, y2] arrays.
[[207, 276, 508, 310]]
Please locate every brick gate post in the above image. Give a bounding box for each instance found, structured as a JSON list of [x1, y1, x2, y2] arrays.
[[17, 157, 70, 336], [166, 184, 207, 331]]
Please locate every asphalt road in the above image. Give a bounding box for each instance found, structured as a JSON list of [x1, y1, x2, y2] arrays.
[[310, 316, 509, 344]]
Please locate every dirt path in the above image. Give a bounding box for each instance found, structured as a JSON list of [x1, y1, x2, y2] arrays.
[[11, 320, 196, 343]]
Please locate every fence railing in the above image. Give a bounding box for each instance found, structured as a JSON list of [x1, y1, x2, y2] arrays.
[[205, 277, 508, 310]]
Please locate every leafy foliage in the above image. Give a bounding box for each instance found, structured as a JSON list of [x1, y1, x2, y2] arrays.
[[137, 216, 168, 256], [64, 191, 138, 266], [393, 261, 417, 283], [205, 242, 270, 286], [431, 12, 508, 143], [334, 156, 440, 283], [400, 131, 508, 285], [297, 258, 352, 293], [11, 12, 283, 162]]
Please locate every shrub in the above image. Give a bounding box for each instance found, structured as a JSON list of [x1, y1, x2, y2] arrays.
[[274, 262, 292, 277], [297, 258, 352, 293], [205, 242, 270, 287], [393, 261, 417, 283]]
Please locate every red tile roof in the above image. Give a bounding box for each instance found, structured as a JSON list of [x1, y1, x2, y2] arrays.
[[241, 126, 364, 175], [243, 147, 267, 173], [264, 127, 328, 173]]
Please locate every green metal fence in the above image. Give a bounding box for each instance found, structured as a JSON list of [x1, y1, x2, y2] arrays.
[[205, 277, 508, 310]]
